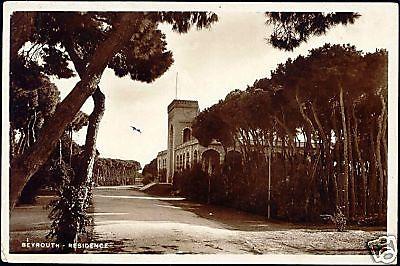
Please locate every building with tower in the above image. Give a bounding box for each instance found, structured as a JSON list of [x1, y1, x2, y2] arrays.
[[156, 99, 224, 184], [156, 99, 311, 184]]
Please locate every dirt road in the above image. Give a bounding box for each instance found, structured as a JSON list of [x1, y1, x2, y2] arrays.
[[90, 187, 384, 255]]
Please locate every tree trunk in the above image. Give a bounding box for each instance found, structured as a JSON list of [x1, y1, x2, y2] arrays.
[[382, 108, 388, 168], [332, 110, 342, 209], [69, 126, 73, 164], [376, 91, 385, 219], [10, 127, 16, 160], [346, 106, 356, 219], [310, 104, 330, 196], [58, 139, 62, 164], [66, 42, 107, 238], [26, 116, 31, 148], [17, 131, 26, 155], [274, 116, 295, 153], [381, 102, 388, 213], [339, 85, 349, 217], [295, 91, 315, 157], [74, 88, 105, 205], [31, 110, 37, 143], [368, 127, 377, 215], [21, 128, 29, 153], [10, 13, 141, 210], [65, 34, 106, 190], [351, 104, 367, 217]]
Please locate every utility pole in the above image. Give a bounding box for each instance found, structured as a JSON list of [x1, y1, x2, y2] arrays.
[[267, 144, 272, 219]]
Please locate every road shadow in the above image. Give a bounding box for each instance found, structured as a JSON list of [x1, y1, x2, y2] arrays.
[[162, 198, 304, 232], [163, 198, 386, 232]]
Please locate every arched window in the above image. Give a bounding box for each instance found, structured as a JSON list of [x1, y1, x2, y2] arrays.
[[194, 150, 198, 163], [183, 128, 191, 143], [186, 152, 190, 168]]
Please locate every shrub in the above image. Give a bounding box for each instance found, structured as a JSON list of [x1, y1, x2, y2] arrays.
[[333, 207, 347, 232], [142, 174, 153, 185], [46, 160, 93, 252], [173, 164, 209, 202]]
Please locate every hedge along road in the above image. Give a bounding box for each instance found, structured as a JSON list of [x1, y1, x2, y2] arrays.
[[88, 186, 385, 255]]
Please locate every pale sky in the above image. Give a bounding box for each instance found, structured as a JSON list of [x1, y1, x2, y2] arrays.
[[52, 9, 395, 169]]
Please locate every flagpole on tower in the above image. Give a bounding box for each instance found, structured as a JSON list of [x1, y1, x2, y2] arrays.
[[175, 72, 178, 99]]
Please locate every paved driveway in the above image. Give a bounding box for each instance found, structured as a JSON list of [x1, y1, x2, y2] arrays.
[[90, 187, 384, 255]]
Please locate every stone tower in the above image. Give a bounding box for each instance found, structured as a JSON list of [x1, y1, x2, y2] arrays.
[[166, 100, 199, 183]]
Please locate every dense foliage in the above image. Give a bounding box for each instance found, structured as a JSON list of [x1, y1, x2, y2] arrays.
[[265, 12, 360, 51], [141, 158, 158, 185], [10, 76, 60, 160], [189, 44, 387, 224], [173, 164, 210, 202], [93, 158, 141, 186]]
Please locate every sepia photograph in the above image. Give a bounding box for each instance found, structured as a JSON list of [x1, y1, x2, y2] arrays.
[[1, 1, 398, 264]]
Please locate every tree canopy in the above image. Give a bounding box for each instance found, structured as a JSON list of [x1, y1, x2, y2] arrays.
[[192, 43, 387, 221], [265, 12, 360, 51]]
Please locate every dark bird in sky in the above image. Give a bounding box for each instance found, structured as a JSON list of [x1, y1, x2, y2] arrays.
[[130, 126, 142, 133]]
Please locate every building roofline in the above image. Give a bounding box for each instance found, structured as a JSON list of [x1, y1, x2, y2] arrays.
[[167, 99, 199, 113], [157, 150, 168, 156]]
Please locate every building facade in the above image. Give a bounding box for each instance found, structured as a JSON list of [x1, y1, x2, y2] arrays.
[[156, 99, 313, 184], [157, 99, 225, 184]]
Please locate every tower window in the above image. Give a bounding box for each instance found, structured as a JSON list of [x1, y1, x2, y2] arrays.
[[183, 128, 191, 143]]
